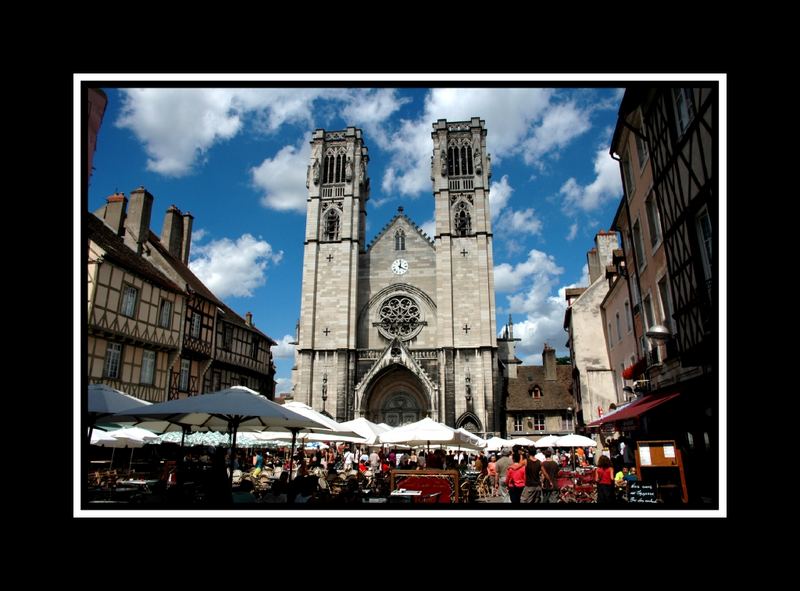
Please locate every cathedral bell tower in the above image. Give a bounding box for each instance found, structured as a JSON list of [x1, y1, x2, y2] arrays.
[[431, 117, 500, 430], [294, 127, 369, 419]]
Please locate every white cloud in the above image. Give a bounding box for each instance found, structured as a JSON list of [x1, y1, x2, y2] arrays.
[[381, 89, 554, 197], [499, 207, 542, 236], [495, 249, 581, 360], [495, 249, 563, 294], [272, 334, 297, 359], [191, 228, 208, 243], [420, 217, 436, 240], [251, 137, 311, 213], [115, 88, 353, 178], [559, 147, 622, 213], [566, 223, 578, 241], [341, 89, 410, 149], [489, 175, 514, 220], [520, 101, 592, 169], [189, 234, 283, 299], [116, 89, 243, 176]]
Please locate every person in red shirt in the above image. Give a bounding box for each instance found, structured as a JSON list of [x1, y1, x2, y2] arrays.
[[506, 451, 527, 504], [595, 455, 615, 504]]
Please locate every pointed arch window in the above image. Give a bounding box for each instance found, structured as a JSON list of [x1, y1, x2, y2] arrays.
[[323, 209, 340, 241], [447, 142, 474, 176], [454, 201, 472, 236], [395, 229, 405, 251]]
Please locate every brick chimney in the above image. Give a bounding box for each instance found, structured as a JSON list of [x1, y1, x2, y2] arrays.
[[181, 211, 194, 265], [101, 192, 127, 235], [161, 205, 184, 260], [125, 186, 153, 255], [245, 312, 253, 327], [543, 343, 556, 381]]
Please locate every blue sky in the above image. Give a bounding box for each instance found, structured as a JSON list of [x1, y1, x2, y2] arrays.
[[87, 85, 625, 394]]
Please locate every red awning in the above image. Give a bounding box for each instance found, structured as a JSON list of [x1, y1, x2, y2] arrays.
[[587, 392, 681, 428]]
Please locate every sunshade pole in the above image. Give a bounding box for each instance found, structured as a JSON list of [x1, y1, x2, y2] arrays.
[[288, 428, 299, 482], [228, 420, 239, 488], [110, 447, 116, 470], [180, 425, 189, 448]]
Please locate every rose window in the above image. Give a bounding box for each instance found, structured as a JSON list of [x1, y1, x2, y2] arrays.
[[377, 296, 423, 340]]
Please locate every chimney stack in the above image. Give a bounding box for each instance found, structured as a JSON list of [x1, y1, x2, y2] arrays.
[[587, 248, 601, 284], [102, 192, 127, 235], [543, 343, 556, 381], [161, 205, 184, 260], [595, 230, 619, 273], [125, 186, 154, 255], [245, 312, 253, 327], [181, 211, 194, 264]]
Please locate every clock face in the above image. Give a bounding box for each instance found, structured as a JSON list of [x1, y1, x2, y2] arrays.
[[391, 258, 409, 275]]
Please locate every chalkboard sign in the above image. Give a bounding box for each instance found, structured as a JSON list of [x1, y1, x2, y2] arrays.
[[628, 482, 658, 504]]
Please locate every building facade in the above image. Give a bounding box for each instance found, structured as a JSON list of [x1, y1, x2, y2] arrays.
[[293, 118, 501, 433], [599, 240, 638, 408], [87, 87, 107, 186], [564, 231, 619, 427], [592, 86, 717, 504], [88, 211, 184, 402], [89, 188, 277, 402], [505, 343, 576, 438]]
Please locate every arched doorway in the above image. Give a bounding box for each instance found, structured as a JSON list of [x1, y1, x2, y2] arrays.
[[457, 412, 482, 434], [362, 366, 429, 427]]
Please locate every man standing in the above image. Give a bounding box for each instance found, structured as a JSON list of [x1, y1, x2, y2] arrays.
[[495, 449, 512, 503], [521, 447, 543, 503], [541, 449, 560, 503]]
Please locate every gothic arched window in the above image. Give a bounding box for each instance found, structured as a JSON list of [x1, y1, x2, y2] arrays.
[[395, 229, 405, 251], [454, 201, 471, 237], [447, 141, 474, 176], [323, 209, 340, 241]]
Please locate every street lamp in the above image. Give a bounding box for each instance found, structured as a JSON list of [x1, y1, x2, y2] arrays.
[[567, 406, 575, 433], [645, 324, 672, 389]]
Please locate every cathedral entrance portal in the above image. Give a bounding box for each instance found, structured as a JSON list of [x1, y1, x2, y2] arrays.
[[363, 366, 429, 427]]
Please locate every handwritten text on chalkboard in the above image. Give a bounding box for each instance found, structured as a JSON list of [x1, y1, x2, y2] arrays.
[[628, 482, 658, 503]]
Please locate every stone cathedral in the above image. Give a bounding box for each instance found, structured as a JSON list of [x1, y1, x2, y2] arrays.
[[292, 117, 501, 434]]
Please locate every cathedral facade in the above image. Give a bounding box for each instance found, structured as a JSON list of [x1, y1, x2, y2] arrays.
[[292, 118, 501, 434]]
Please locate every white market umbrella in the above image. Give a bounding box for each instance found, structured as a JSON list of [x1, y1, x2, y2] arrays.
[[554, 433, 598, 472], [88, 383, 151, 441], [555, 434, 597, 448], [534, 435, 561, 448], [338, 417, 390, 445], [379, 417, 482, 450], [485, 436, 515, 452], [508, 437, 537, 447], [255, 402, 365, 444], [112, 386, 328, 484], [106, 426, 158, 473], [90, 426, 152, 471], [455, 428, 486, 448]]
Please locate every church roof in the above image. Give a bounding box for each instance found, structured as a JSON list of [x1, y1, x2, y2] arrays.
[[365, 208, 434, 252], [506, 365, 574, 412]]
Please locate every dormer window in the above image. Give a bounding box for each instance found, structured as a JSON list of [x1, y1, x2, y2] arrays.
[[529, 384, 543, 399]]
